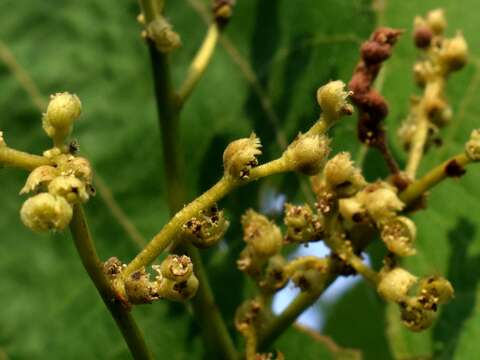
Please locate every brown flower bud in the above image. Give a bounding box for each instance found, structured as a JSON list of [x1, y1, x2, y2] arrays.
[[413, 25, 433, 49]]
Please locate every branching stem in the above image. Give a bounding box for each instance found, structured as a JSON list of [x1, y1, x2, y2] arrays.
[[69, 205, 153, 360]]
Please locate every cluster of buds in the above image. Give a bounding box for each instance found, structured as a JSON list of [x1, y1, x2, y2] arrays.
[[237, 210, 283, 277], [105, 255, 199, 306], [377, 267, 454, 331], [20, 93, 94, 232], [181, 204, 229, 248], [398, 9, 468, 151]]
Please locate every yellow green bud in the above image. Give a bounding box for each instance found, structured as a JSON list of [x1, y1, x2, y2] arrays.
[[20, 193, 73, 232]]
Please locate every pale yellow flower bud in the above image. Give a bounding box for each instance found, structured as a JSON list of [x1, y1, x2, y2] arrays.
[[377, 267, 417, 303], [465, 129, 480, 161], [242, 209, 282, 258], [43, 92, 81, 144], [48, 175, 89, 203], [146, 18, 181, 53], [380, 216, 417, 257], [425, 9, 447, 35], [181, 205, 230, 248], [223, 133, 262, 179], [284, 133, 330, 175], [156, 255, 194, 282], [20, 165, 58, 194], [324, 152, 366, 197], [20, 193, 73, 232], [419, 276, 454, 305], [157, 275, 199, 302], [316, 80, 353, 122], [357, 183, 404, 222], [439, 33, 468, 72]]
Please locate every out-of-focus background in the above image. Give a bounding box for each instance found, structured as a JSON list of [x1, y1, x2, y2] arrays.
[[1, 0, 479, 359]]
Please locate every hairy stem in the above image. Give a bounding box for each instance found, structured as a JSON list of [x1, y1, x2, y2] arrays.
[[0, 146, 50, 170], [178, 23, 220, 105], [69, 205, 153, 360]]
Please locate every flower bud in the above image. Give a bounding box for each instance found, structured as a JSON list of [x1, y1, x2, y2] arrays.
[[283, 133, 330, 175], [20, 165, 58, 194], [413, 25, 433, 49], [146, 17, 181, 53], [380, 216, 417, 257], [259, 255, 288, 292], [357, 182, 404, 222], [316, 80, 353, 122], [48, 175, 89, 203], [20, 193, 73, 232], [425, 9, 447, 35], [400, 298, 436, 332], [465, 129, 480, 161], [242, 209, 282, 258], [0, 131, 5, 147], [324, 152, 366, 197], [60, 156, 93, 184], [124, 268, 159, 304], [418, 276, 454, 306], [338, 197, 365, 223], [223, 133, 262, 179], [182, 205, 230, 248], [284, 203, 323, 243], [156, 255, 193, 282], [377, 267, 417, 303], [157, 275, 199, 302], [439, 33, 468, 72], [42, 92, 81, 144]]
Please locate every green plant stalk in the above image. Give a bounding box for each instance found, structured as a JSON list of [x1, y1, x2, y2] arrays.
[[69, 205, 153, 360], [0, 146, 50, 170], [400, 152, 471, 205], [146, 36, 237, 359]]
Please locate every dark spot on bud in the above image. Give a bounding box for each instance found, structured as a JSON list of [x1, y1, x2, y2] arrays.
[[445, 159, 466, 178], [131, 271, 142, 281], [414, 26, 433, 49]]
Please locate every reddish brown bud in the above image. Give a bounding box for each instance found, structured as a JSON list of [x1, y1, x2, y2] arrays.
[[414, 25, 433, 49]]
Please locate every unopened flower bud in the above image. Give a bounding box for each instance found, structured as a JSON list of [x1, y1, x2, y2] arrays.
[[182, 205, 230, 248], [400, 298, 436, 332], [0, 131, 5, 147], [157, 275, 199, 302], [316, 80, 353, 121], [439, 33, 468, 72], [242, 209, 282, 258], [20, 193, 73, 232], [413, 25, 433, 49], [377, 267, 417, 303], [419, 276, 454, 305], [358, 183, 404, 222], [338, 197, 365, 223], [260, 255, 288, 293], [43, 92, 81, 144], [20, 165, 58, 194], [146, 17, 181, 53], [284, 203, 322, 243], [465, 129, 480, 161], [157, 255, 193, 282], [284, 133, 330, 175], [60, 156, 93, 184], [48, 175, 89, 203], [380, 216, 417, 257], [223, 133, 262, 179], [425, 9, 447, 35], [324, 152, 366, 197]]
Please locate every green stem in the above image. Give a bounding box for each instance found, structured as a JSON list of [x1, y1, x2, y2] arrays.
[[0, 146, 51, 171], [69, 205, 153, 360], [400, 152, 471, 205], [146, 33, 238, 359]]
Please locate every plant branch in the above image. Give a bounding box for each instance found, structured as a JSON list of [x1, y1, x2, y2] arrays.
[[0, 146, 50, 170], [400, 152, 471, 205], [178, 23, 220, 105], [69, 205, 153, 360]]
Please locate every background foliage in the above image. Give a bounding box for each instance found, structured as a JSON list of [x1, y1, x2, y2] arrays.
[[0, 0, 478, 359]]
